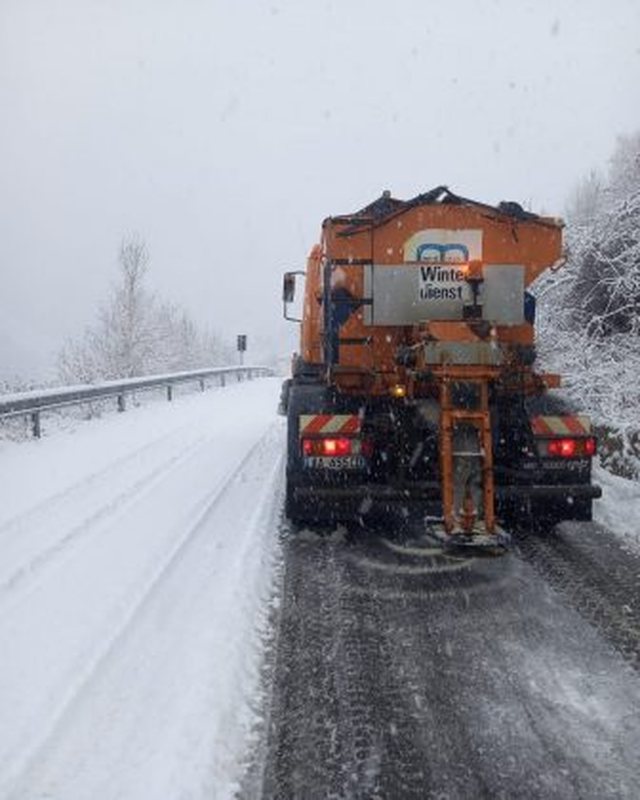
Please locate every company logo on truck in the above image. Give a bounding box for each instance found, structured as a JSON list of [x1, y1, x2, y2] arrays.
[[404, 229, 482, 263], [415, 243, 470, 262]]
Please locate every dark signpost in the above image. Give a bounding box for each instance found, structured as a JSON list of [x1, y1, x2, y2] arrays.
[[237, 334, 247, 365]]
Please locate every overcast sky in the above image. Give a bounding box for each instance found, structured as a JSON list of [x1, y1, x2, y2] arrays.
[[1, 0, 639, 380]]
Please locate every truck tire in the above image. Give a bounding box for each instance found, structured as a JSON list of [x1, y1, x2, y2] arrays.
[[569, 497, 593, 522], [285, 481, 299, 523], [531, 497, 593, 530], [285, 382, 329, 526], [530, 500, 565, 530], [285, 478, 311, 526]]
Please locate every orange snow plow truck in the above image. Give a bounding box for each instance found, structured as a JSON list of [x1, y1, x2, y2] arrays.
[[280, 187, 601, 547]]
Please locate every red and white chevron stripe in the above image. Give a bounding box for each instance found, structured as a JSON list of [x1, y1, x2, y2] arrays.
[[530, 415, 591, 437], [299, 414, 361, 437]]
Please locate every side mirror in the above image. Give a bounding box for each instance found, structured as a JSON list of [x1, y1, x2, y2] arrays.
[[283, 272, 296, 303], [282, 270, 306, 322]]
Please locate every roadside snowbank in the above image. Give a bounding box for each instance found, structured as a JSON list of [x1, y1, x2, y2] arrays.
[[594, 463, 640, 553]]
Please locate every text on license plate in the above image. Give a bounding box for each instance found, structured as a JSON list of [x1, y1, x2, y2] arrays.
[[303, 456, 367, 470]]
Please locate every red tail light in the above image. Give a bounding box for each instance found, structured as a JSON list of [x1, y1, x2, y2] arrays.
[[323, 437, 351, 456], [302, 437, 352, 456], [545, 437, 597, 458], [547, 438, 577, 457], [301, 437, 374, 457]]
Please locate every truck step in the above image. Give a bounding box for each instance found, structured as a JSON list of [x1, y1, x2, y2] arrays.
[[428, 523, 511, 552]]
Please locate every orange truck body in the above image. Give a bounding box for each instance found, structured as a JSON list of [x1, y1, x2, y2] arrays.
[[282, 188, 600, 542], [301, 194, 562, 393]]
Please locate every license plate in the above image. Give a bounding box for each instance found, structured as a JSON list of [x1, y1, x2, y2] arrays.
[[542, 459, 589, 471], [303, 456, 367, 470]]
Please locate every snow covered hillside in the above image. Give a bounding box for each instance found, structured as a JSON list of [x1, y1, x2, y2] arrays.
[[593, 463, 640, 553], [0, 378, 283, 800]]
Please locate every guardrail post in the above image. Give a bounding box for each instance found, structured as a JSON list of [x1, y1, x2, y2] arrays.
[[167, 385, 173, 402], [31, 411, 41, 438], [220, 373, 226, 387], [199, 379, 205, 392], [117, 394, 126, 412]]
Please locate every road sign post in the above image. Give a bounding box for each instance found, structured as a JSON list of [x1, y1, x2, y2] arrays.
[[237, 334, 247, 365]]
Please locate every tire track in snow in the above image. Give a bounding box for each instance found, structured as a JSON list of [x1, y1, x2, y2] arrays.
[[1, 425, 281, 798], [0, 429, 211, 610], [0, 421, 193, 537], [261, 528, 640, 799], [516, 522, 640, 670]]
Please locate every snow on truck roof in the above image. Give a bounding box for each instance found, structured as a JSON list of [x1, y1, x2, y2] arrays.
[[328, 186, 563, 235]]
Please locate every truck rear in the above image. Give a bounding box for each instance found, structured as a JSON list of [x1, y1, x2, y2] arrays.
[[280, 187, 601, 545]]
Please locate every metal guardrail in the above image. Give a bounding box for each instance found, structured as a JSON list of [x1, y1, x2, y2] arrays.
[[0, 365, 274, 438]]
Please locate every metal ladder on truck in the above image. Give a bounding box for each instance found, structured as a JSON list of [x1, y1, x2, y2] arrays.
[[435, 375, 508, 548]]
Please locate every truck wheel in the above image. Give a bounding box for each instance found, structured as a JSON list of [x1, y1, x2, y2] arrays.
[[531, 497, 593, 529], [569, 498, 593, 522], [284, 382, 329, 527], [530, 499, 564, 530], [497, 497, 528, 531], [285, 478, 307, 526]]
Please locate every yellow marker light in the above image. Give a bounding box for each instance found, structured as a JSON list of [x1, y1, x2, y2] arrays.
[[467, 260, 483, 280], [390, 384, 407, 399]]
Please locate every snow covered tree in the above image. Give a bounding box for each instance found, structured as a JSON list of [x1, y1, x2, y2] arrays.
[[608, 131, 640, 205], [568, 191, 640, 338], [59, 234, 156, 381], [534, 132, 640, 476], [58, 234, 230, 383], [97, 235, 157, 378], [565, 169, 605, 227], [562, 134, 640, 339]]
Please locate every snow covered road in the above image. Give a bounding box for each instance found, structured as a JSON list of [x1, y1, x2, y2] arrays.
[[0, 378, 283, 799], [3, 374, 640, 800], [262, 527, 640, 799]]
